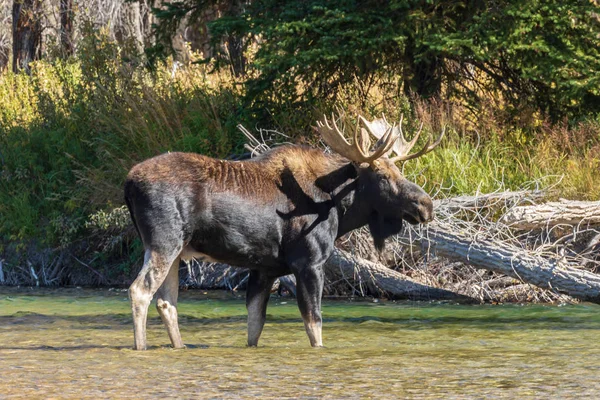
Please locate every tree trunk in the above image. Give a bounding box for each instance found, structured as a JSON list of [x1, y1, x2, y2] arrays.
[[116, 1, 144, 56], [325, 248, 473, 301], [0, 29, 9, 70], [186, 9, 215, 59], [403, 35, 442, 98], [140, 0, 155, 48], [12, 0, 42, 73], [59, 0, 74, 57], [227, 33, 245, 77], [501, 199, 600, 230], [224, 0, 245, 76]]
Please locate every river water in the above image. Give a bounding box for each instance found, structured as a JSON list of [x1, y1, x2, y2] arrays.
[[0, 288, 599, 398]]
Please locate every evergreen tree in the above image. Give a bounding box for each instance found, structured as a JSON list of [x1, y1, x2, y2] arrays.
[[154, 0, 600, 118]]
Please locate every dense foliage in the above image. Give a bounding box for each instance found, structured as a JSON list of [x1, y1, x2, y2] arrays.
[[0, 30, 246, 253], [156, 0, 600, 119], [0, 36, 598, 255]]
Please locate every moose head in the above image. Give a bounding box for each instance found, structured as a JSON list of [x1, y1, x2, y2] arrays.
[[314, 111, 444, 250]]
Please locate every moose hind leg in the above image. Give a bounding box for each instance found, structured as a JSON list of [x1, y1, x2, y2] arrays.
[[295, 265, 325, 347], [246, 270, 275, 347], [156, 256, 185, 349], [129, 248, 180, 350]]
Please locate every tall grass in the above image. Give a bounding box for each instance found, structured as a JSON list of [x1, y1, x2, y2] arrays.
[[0, 32, 247, 249]]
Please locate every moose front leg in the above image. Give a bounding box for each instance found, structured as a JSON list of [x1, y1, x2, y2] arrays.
[[246, 270, 276, 347], [294, 264, 325, 347]]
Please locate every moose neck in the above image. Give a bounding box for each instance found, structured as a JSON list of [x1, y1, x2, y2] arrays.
[[319, 161, 372, 239]]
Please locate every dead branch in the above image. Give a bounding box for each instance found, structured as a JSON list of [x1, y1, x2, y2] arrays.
[[434, 189, 546, 214]]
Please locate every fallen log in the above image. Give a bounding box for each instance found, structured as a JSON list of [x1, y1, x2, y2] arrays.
[[411, 223, 600, 303], [324, 248, 473, 301], [501, 199, 600, 230], [434, 190, 546, 213]]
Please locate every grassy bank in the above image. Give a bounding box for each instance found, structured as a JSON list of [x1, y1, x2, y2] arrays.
[[0, 34, 599, 286]]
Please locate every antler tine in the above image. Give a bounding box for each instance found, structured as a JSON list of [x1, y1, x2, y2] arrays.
[[363, 124, 398, 162], [314, 113, 370, 163], [381, 112, 390, 127], [352, 116, 369, 159], [392, 117, 421, 155], [331, 113, 367, 159], [390, 125, 446, 163]]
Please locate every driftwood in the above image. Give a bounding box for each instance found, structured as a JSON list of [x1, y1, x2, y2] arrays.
[[324, 248, 472, 301], [406, 221, 600, 303], [501, 199, 600, 230], [182, 248, 470, 301], [434, 190, 546, 213]]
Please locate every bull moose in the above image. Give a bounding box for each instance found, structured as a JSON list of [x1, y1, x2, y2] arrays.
[[124, 112, 443, 350]]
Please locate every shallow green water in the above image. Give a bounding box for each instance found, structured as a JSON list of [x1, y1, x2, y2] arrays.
[[0, 288, 599, 398]]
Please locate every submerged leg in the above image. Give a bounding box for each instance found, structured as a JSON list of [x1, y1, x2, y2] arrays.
[[156, 257, 185, 349], [129, 248, 180, 350], [295, 265, 325, 347], [246, 270, 275, 347]]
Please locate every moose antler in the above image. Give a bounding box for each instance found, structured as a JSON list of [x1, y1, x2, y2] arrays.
[[315, 111, 398, 166], [360, 114, 445, 163]]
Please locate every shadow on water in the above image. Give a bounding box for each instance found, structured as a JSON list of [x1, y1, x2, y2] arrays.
[[0, 344, 211, 351], [2, 309, 599, 330]]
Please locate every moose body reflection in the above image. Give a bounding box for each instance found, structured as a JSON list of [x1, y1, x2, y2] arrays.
[[124, 112, 443, 350]]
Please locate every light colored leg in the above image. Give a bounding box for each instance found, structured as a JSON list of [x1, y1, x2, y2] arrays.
[[129, 249, 178, 350], [156, 257, 185, 349], [302, 318, 323, 347]]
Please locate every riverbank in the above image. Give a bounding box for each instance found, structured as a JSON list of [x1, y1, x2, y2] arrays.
[[2, 191, 599, 305]]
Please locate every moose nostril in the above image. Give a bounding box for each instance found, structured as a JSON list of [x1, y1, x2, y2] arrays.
[[427, 210, 435, 222], [419, 207, 432, 223], [420, 196, 433, 210], [417, 197, 434, 223]]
